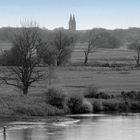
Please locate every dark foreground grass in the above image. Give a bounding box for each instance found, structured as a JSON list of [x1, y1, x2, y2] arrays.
[[0, 94, 66, 117]]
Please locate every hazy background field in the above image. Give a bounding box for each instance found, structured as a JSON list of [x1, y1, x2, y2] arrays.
[[72, 43, 135, 65], [0, 42, 136, 65]]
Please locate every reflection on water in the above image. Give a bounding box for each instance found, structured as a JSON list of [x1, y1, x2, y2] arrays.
[[0, 113, 140, 140]]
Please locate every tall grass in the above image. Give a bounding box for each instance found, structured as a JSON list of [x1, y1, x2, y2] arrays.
[[0, 95, 65, 116]]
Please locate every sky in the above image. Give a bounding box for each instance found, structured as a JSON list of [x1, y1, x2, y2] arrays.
[[0, 0, 140, 30]]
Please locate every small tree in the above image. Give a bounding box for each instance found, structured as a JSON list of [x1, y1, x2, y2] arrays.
[[0, 21, 45, 95], [52, 29, 75, 66], [84, 31, 121, 64], [84, 31, 99, 64], [37, 42, 56, 66], [129, 41, 140, 67]]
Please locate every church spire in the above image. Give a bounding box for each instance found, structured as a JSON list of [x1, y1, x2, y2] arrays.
[[69, 14, 72, 22], [69, 14, 76, 31], [73, 14, 76, 23], [70, 14, 72, 21]]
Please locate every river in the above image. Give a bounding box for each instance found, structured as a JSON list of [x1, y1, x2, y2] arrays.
[[0, 113, 140, 140]]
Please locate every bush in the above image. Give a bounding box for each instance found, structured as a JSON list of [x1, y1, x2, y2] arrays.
[[80, 100, 93, 113], [92, 100, 103, 112], [67, 94, 84, 114], [118, 101, 130, 112], [84, 87, 98, 98], [67, 94, 93, 114], [98, 92, 112, 99], [84, 87, 111, 99], [130, 102, 140, 111], [121, 91, 140, 100], [102, 101, 119, 111], [45, 86, 68, 109]]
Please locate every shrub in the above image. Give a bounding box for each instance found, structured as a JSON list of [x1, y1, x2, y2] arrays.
[[102, 101, 119, 111], [98, 92, 111, 99], [130, 102, 140, 111], [121, 91, 140, 100], [67, 94, 93, 114], [118, 101, 130, 112], [67, 94, 84, 114], [102, 63, 110, 67], [92, 100, 103, 112], [84, 87, 98, 98], [84, 87, 111, 99], [80, 100, 93, 113], [45, 86, 67, 109]]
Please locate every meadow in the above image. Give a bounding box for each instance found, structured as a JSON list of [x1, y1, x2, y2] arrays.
[[72, 43, 135, 66], [1, 67, 140, 96], [0, 42, 12, 51], [0, 42, 139, 96]]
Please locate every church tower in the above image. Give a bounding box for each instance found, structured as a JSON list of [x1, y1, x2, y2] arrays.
[[69, 14, 76, 31]]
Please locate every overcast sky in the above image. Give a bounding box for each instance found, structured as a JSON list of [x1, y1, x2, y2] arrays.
[[0, 0, 140, 30]]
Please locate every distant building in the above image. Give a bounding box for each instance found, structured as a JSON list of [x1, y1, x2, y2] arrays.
[[69, 14, 76, 31]]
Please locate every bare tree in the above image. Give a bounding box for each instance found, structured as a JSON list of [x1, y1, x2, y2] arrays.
[[52, 29, 75, 66], [84, 31, 98, 64], [83, 31, 121, 65], [0, 21, 45, 95], [129, 41, 140, 67]]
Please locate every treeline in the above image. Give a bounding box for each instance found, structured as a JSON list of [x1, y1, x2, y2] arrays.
[[0, 26, 121, 66], [1, 27, 140, 44]]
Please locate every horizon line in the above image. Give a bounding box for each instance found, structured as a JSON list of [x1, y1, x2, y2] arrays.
[[0, 25, 140, 31]]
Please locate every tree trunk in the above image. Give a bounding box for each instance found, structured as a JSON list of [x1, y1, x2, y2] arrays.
[[137, 60, 139, 67], [84, 53, 89, 64], [57, 61, 60, 66], [23, 86, 28, 95], [137, 51, 140, 67]]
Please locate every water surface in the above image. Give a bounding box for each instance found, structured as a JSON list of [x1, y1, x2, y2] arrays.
[[0, 113, 140, 140]]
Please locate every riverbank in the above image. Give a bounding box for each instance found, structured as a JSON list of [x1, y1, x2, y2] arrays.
[[0, 89, 140, 118], [0, 115, 75, 124]]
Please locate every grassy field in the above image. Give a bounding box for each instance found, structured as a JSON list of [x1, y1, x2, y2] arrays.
[[0, 42, 139, 96], [45, 68, 140, 95], [1, 67, 140, 96], [0, 42, 12, 51]]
